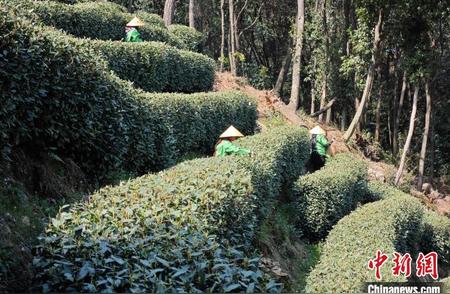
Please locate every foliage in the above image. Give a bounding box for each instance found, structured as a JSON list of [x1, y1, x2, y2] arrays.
[[306, 192, 424, 293], [138, 91, 257, 161], [90, 40, 215, 93], [25, 0, 197, 50], [365, 180, 402, 201], [0, 177, 84, 292], [419, 210, 450, 268], [168, 24, 204, 52], [443, 277, 450, 292], [306, 182, 450, 293], [240, 63, 273, 90], [33, 127, 310, 292], [293, 153, 368, 240], [0, 9, 256, 179]]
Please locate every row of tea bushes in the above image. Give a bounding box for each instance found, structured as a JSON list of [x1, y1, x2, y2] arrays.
[[33, 127, 310, 292], [0, 8, 255, 179], [306, 182, 450, 293], [22, 0, 202, 50], [305, 192, 424, 293], [90, 40, 215, 93], [168, 24, 204, 52], [135, 91, 257, 171], [293, 153, 368, 240], [419, 210, 450, 268]]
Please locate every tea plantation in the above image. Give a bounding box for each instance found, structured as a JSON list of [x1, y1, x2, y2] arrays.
[[1, 0, 449, 292]]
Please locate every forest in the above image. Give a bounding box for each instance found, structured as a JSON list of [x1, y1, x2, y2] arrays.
[[0, 0, 449, 292]]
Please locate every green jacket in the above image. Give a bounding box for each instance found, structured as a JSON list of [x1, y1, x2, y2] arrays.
[[125, 28, 142, 42], [215, 140, 251, 157], [313, 134, 330, 158]]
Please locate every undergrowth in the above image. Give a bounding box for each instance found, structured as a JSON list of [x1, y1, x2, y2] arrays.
[[256, 203, 322, 292], [0, 179, 85, 292]]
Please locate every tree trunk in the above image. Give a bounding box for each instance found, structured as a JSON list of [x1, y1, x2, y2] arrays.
[[354, 96, 360, 133], [228, 0, 237, 75], [163, 0, 176, 26], [393, 72, 407, 155], [326, 105, 332, 124], [220, 0, 226, 72], [233, 12, 240, 51], [274, 46, 292, 97], [343, 8, 384, 142], [310, 57, 317, 114], [288, 0, 305, 111], [318, 79, 327, 122], [189, 0, 195, 29], [388, 110, 392, 146], [375, 83, 382, 143], [394, 85, 419, 186], [341, 108, 347, 131], [417, 81, 432, 191], [428, 107, 435, 186]]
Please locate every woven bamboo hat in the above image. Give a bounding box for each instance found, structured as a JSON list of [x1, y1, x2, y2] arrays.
[[219, 125, 244, 139], [309, 126, 326, 135], [126, 17, 145, 27]]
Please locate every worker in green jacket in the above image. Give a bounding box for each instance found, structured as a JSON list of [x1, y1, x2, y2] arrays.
[[214, 125, 251, 157], [309, 125, 333, 171], [124, 17, 144, 42]]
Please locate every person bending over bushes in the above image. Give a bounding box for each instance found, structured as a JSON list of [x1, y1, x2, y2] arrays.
[[308, 125, 334, 172], [214, 125, 251, 156], [124, 17, 144, 42]]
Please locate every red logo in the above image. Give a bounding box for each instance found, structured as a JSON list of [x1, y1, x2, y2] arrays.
[[416, 252, 439, 280], [368, 250, 389, 280], [392, 252, 412, 277], [368, 251, 438, 280]]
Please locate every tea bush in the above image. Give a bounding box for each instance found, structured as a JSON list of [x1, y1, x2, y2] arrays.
[[365, 180, 402, 201], [33, 127, 310, 292], [168, 24, 204, 52], [306, 192, 424, 293], [293, 153, 368, 240], [442, 277, 450, 292], [25, 0, 196, 50], [0, 9, 256, 178], [90, 40, 215, 93], [419, 210, 450, 268], [135, 91, 257, 170]]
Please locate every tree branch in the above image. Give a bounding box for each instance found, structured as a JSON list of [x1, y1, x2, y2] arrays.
[[237, 0, 248, 21], [238, 5, 263, 37], [310, 98, 336, 117]]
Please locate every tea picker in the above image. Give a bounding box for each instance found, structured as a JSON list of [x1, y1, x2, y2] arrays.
[[309, 125, 334, 172], [214, 126, 251, 157], [124, 17, 144, 42]]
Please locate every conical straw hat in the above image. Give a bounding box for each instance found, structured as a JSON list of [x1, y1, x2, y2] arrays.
[[126, 17, 145, 27], [219, 125, 244, 139], [309, 126, 326, 135]]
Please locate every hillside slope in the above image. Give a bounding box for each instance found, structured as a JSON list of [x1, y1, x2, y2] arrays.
[[214, 72, 450, 216]]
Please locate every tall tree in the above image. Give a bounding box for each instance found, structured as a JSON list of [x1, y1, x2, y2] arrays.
[[395, 85, 419, 186], [375, 82, 382, 143], [343, 8, 384, 142], [163, 0, 176, 26], [417, 81, 432, 190], [274, 47, 292, 97], [189, 0, 196, 29], [219, 0, 226, 72], [228, 0, 237, 75], [288, 0, 305, 111], [393, 72, 407, 155]]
